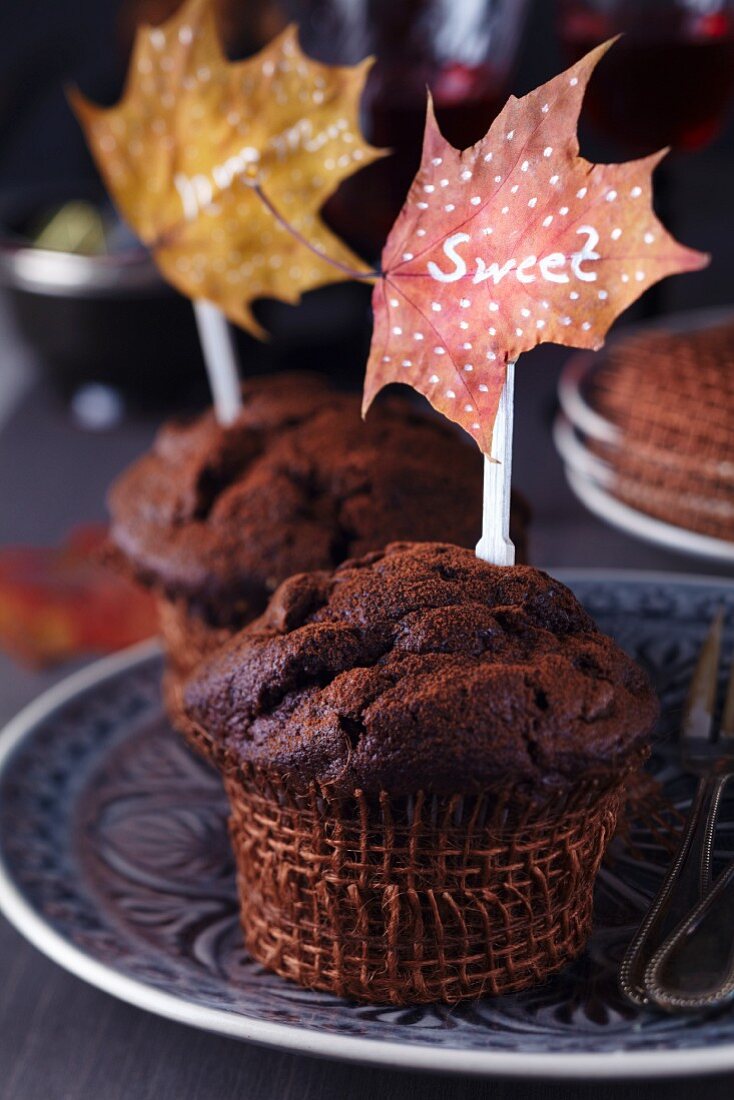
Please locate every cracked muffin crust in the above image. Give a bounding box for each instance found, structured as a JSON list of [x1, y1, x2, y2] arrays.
[[108, 373, 525, 634], [183, 541, 658, 795]]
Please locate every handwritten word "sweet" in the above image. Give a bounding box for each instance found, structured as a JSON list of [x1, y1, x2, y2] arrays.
[[174, 146, 261, 221], [427, 226, 600, 286]]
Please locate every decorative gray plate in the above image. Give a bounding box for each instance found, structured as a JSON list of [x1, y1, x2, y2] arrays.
[[2, 570, 734, 1079]]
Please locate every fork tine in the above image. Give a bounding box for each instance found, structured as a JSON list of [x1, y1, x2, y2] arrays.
[[721, 634, 734, 739], [682, 609, 723, 742]]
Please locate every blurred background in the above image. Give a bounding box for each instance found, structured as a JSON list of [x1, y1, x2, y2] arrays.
[[0, 0, 732, 416], [0, 0, 733, 687]]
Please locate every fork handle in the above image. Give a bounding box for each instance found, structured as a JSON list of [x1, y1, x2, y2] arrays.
[[644, 855, 734, 1011], [619, 774, 727, 1006]]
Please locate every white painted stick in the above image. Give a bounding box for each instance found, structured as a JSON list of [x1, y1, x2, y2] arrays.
[[475, 359, 516, 566], [192, 299, 242, 425]]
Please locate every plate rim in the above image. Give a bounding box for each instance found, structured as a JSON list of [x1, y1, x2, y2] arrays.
[[2, 576, 734, 1080]]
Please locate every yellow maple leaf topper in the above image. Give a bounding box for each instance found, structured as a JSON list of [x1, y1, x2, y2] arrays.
[[70, 0, 382, 335]]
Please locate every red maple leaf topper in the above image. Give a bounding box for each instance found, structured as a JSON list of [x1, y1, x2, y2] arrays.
[[363, 41, 709, 455]]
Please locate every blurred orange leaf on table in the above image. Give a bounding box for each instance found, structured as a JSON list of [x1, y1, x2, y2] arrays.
[[0, 526, 158, 668]]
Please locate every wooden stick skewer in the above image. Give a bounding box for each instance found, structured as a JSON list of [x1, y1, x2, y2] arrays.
[[475, 360, 516, 567], [192, 300, 243, 426]]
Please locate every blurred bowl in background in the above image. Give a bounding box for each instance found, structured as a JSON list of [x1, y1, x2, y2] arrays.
[[0, 186, 376, 414], [0, 185, 211, 410]]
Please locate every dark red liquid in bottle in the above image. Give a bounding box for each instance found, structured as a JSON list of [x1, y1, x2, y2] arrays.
[[287, 0, 527, 259], [558, 3, 734, 152], [327, 67, 506, 259]]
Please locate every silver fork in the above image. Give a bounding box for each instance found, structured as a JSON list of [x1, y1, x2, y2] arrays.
[[619, 611, 734, 1007]]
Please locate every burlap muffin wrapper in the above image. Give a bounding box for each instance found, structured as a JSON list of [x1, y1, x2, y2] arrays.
[[589, 337, 734, 542], [157, 596, 234, 744], [98, 541, 228, 682], [156, 596, 232, 680], [219, 751, 646, 1006], [589, 440, 734, 542]]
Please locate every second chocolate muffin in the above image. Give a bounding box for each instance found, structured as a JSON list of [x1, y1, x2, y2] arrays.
[[108, 373, 529, 688]]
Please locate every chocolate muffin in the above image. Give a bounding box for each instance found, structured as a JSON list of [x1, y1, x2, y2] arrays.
[[108, 373, 529, 689], [181, 542, 658, 1005]]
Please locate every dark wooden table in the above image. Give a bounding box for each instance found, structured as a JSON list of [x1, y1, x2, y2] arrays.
[[1, 301, 734, 1096]]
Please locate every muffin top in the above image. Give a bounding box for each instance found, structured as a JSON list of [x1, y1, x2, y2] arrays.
[[183, 542, 658, 796], [108, 373, 495, 626]]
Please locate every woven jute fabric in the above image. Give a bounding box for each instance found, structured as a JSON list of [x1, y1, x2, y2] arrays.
[[157, 596, 231, 680], [224, 766, 629, 1005], [591, 439, 734, 541], [611, 473, 734, 542], [591, 323, 734, 541], [157, 597, 232, 747]]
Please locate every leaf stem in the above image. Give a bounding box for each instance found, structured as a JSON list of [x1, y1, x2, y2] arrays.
[[253, 182, 379, 281]]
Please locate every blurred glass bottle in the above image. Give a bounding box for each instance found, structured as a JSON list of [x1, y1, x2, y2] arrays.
[[119, 1, 530, 258], [278, 0, 531, 258], [556, 0, 734, 153]]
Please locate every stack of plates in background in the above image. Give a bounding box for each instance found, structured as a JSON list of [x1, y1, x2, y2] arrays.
[[555, 308, 734, 565]]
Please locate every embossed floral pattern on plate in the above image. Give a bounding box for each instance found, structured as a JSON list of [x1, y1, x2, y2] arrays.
[[1, 572, 734, 1077]]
